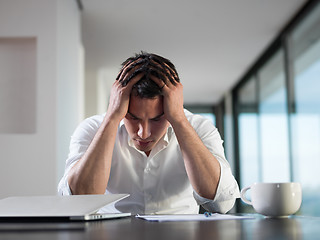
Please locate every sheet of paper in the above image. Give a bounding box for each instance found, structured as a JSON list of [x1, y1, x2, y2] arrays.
[[135, 213, 254, 222]]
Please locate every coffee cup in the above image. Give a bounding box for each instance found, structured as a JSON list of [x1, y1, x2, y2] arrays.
[[240, 182, 302, 217]]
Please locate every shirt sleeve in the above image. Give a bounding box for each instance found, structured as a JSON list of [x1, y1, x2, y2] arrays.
[[57, 115, 103, 195], [186, 111, 240, 213], [193, 157, 240, 213]]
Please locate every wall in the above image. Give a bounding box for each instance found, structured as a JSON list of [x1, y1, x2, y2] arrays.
[[0, 37, 37, 134], [0, 0, 82, 198], [56, 0, 84, 183]]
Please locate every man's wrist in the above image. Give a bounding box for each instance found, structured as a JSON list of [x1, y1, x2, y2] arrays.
[[168, 113, 189, 129], [103, 111, 123, 127]]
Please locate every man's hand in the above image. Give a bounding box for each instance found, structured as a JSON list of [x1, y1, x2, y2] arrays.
[[106, 63, 142, 122], [150, 65, 186, 125]]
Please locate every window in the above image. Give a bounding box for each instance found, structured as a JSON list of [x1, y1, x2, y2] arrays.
[[258, 49, 290, 183], [233, 0, 320, 216], [236, 77, 259, 213], [237, 77, 259, 188], [289, 1, 320, 216], [185, 106, 216, 126]]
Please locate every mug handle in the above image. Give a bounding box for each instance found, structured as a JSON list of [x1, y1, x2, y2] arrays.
[[240, 186, 252, 205]]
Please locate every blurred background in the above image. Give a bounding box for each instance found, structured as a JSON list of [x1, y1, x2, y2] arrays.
[[0, 0, 319, 216]]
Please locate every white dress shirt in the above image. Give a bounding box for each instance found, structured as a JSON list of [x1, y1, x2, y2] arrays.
[[58, 109, 240, 214]]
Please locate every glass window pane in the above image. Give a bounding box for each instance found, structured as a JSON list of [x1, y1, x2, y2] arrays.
[[237, 77, 259, 213], [239, 113, 259, 187], [290, 1, 320, 216], [258, 49, 290, 182], [238, 77, 259, 188], [185, 106, 215, 125]]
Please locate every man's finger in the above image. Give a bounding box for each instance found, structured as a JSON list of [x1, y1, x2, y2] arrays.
[[150, 75, 167, 89], [118, 61, 136, 83], [116, 59, 134, 80], [163, 63, 179, 85], [125, 72, 144, 89], [118, 58, 146, 85]]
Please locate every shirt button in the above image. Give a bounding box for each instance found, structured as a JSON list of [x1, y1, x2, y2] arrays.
[[229, 189, 235, 195], [152, 162, 160, 169], [145, 167, 151, 173]]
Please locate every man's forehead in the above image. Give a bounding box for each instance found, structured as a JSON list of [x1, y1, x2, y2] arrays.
[[128, 95, 164, 117], [127, 111, 164, 120]]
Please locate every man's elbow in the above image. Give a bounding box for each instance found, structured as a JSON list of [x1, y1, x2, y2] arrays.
[[202, 198, 237, 214]]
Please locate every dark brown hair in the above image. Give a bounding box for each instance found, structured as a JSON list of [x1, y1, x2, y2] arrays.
[[117, 51, 180, 98]]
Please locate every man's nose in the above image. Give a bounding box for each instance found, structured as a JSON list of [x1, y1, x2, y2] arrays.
[[137, 121, 151, 139]]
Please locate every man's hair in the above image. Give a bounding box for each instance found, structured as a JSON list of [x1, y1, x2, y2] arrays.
[[118, 51, 180, 98]]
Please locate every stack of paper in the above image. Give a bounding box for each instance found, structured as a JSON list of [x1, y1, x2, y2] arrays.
[[136, 213, 254, 222]]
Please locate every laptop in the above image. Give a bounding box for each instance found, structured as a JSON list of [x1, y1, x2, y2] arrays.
[[0, 194, 131, 221]]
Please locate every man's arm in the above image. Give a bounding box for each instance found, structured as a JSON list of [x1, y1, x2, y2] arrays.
[[67, 115, 120, 194], [169, 115, 221, 200], [67, 67, 142, 195], [165, 87, 220, 200], [151, 75, 220, 200]]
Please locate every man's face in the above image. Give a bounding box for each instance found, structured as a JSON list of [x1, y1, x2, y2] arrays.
[[123, 94, 169, 156]]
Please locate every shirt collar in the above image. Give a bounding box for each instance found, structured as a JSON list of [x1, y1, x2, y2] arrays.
[[120, 119, 173, 149]]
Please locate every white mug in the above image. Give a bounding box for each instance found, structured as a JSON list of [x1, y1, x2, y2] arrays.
[[240, 182, 302, 217]]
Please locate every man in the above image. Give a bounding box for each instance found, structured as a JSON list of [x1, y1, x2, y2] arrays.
[[58, 52, 240, 214]]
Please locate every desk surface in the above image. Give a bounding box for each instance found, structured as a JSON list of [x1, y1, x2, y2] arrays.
[[0, 214, 319, 240]]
